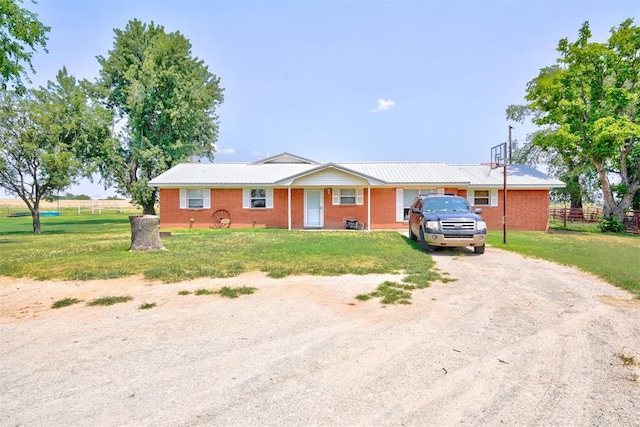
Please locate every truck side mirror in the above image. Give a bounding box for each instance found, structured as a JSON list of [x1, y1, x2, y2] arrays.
[[412, 207, 421, 214], [474, 208, 482, 214]]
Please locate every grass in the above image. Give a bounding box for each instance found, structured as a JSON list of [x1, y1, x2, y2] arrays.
[[0, 214, 440, 289], [3, 212, 639, 304], [183, 286, 257, 298], [51, 297, 82, 309], [87, 295, 133, 306], [487, 229, 640, 297], [139, 302, 157, 310], [616, 352, 638, 366]]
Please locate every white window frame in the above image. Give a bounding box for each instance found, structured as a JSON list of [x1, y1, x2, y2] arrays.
[[395, 188, 441, 221], [467, 189, 498, 207], [243, 188, 274, 209], [332, 188, 364, 206], [179, 188, 210, 209]]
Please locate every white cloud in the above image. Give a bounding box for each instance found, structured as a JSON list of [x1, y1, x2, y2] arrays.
[[372, 98, 395, 113], [214, 144, 235, 155]]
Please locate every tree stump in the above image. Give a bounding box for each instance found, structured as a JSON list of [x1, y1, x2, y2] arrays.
[[129, 215, 167, 251]]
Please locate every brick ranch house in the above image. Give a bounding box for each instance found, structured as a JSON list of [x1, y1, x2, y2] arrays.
[[148, 152, 565, 231]]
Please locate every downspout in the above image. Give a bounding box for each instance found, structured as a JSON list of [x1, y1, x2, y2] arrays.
[[367, 186, 371, 230], [288, 186, 292, 231]]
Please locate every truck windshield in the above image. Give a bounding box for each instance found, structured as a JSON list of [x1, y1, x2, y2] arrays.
[[423, 198, 471, 213]]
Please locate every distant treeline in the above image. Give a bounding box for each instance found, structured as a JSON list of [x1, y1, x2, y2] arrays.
[[52, 193, 124, 201]]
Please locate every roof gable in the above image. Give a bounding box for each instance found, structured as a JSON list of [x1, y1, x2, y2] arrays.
[[252, 152, 319, 165]]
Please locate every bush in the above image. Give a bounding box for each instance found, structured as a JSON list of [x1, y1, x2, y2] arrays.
[[597, 215, 625, 233]]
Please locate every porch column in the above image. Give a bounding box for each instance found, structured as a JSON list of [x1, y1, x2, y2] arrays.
[[288, 186, 292, 230], [367, 186, 371, 230]]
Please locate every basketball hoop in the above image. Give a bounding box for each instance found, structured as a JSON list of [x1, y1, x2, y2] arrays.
[[490, 143, 507, 168]]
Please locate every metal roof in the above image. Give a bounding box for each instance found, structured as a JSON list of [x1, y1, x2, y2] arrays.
[[148, 156, 565, 189]]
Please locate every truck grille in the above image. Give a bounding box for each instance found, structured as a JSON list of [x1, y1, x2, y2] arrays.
[[441, 220, 475, 231]]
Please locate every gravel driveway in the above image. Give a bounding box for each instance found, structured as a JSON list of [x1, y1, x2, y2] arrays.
[[1, 247, 639, 426]]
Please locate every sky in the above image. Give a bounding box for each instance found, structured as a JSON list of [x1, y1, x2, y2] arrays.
[[8, 0, 640, 198]]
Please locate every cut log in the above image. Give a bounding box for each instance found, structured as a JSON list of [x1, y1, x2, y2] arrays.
[[129, 215, 167, 251]]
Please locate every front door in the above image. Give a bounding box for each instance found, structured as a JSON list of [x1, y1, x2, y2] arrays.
[[305, 189, 323, 228]]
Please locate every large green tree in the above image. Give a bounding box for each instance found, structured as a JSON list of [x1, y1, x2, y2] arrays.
[[0, 68, 112, 233], [0, 0, 49, 91], [93, 19, 224, 215], [508, 20, 640, 222]]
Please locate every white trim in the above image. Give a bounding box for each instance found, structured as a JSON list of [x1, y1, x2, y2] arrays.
[[180, 189, 187, 209], [287, 187, 291, 230], [395, 189, 404, 222], [491, 189, 499, 207], [242, 189, 250, 209], [356, 188, 364, 205], [305, 189, 323, 227], [203, 190, 210, 209], [367, 187, 371, 230]]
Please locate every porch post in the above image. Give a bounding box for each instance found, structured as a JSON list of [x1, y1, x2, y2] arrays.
[[288, 186, 292, 230], [367, 186, 371, 230]]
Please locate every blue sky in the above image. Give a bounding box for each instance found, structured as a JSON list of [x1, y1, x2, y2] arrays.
[[14, 0, 640, 197]]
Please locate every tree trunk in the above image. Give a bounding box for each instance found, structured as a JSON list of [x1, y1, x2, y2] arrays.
[[129, 215, 166, 251], [31, 210, 41, 234], [142, 202, 156, 216]]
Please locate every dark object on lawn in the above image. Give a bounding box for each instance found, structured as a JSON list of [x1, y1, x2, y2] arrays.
[[6, 212, 31, 217], [129, 215, 166, 251]]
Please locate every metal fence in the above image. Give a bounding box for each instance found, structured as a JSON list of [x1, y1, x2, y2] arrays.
[[549, 207, 640, 234]]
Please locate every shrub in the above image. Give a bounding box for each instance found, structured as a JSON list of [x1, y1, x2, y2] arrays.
[[597, 215, 625, 233]]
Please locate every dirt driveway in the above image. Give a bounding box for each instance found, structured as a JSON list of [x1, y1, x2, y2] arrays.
[[1, 247, 639, 426]]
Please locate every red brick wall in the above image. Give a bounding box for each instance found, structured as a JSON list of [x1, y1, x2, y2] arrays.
[[473, 189, 549, 231], [323, 189, 369, 229], [158, 187, 551, 231]]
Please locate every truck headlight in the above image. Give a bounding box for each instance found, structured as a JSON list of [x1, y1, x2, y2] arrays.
[[476, 221, 487, 232], [426, 220, 440, 231]]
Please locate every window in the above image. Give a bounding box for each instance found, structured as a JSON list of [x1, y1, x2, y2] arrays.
[[340, 189, 356, 205], [332, 188, 364, 205], [473, 190, 490, 206], [395, 188, 440, 221], [179, 189, 210, 209], [250, 189, 266, 208], [243, 189, 274, 209], [467, 189, 497, 207], [188, 189, 204, 208], [403, 189, 419, 220]]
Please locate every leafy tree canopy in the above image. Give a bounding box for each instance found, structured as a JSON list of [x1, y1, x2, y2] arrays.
[[0, 68, 112, 233], [92, 19, 224, 215], [0, 0, 49, 91], [508, 19, 640, 222]]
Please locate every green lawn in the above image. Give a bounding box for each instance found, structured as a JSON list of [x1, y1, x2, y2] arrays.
[[487, 230, 640, 296], [0, 214, 439, 287], [1, 213, 638, 300]]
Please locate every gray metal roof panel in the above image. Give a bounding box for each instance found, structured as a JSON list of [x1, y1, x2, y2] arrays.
[[336, 162, 468, 184], [148, 163, 317, 186], [148, 161, 566, 188]]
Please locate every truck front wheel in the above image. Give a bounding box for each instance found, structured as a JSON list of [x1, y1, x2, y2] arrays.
[[419, 227, 431, 252], [408, 222, 418, 241], [474, 244, 485, 254]]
